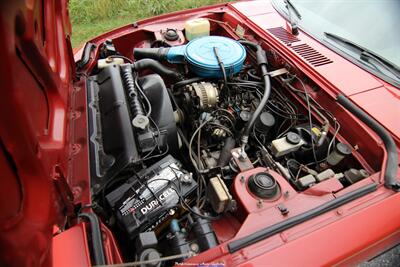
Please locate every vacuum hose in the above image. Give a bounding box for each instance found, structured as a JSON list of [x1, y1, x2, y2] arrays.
[[238, 41, 271, 149]]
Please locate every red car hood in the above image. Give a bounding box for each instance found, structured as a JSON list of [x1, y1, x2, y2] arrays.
[[0, 0, 74, 266], [1, 0, 399, 266], [231, 0, 400, 144]]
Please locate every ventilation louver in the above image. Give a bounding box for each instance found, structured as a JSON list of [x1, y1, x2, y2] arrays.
[[291, 43, 333, 67], [267, 27, 300, 45]]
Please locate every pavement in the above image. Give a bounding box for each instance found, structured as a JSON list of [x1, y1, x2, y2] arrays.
[[360, 245, 400, 267]]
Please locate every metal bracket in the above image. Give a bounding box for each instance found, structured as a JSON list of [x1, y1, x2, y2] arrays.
[[231, 148, 253, 172], [268, 68, 289, 77]]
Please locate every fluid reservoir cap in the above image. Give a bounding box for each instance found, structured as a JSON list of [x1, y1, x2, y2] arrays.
[[336, 142, 352, 155], [248, 172, 280, 199], [286, 132, 301, 144], [240, 110, 252, 122], [184, 36, 246, 78], [256, 112, 275, 133], [132, 114, 149, 130], [140, 248, 161, 267], [164, 29, 179, 41]]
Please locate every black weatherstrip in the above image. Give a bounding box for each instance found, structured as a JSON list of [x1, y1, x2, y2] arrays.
[[337, 94, 399, 189], [78, 212, 106, 265], [228, 183, 377, 253]]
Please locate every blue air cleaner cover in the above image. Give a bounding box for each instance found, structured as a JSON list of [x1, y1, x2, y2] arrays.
[[167, 36, 246, 78]]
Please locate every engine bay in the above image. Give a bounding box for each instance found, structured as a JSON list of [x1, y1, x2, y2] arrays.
[[84, 16, 377, 265]]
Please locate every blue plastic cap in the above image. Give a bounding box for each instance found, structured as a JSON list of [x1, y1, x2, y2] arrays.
[[166, 36, 246, 78], [170, 219, 180, 233]]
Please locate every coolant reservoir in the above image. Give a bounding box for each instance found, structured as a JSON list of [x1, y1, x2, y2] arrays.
[[185, 18, 210, 41], [97, 57, 124, 69]]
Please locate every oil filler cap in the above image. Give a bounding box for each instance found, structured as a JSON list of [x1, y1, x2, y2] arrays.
[[248, 172, 280, 199]]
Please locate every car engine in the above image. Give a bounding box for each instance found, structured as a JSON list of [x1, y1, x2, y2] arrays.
[[86, 30, 369, 264]]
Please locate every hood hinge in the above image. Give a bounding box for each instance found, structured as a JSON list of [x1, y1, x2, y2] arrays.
[[52, 165, 75, 217]]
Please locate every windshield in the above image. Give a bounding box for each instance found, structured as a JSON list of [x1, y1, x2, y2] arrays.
[[273, 0, 400, 82]]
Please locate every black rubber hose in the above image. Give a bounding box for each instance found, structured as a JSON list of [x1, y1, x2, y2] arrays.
[[133, 47, 170, 61], [121, 64, 145, 117], [238, 41, 268, 67], [337, 94, 399, 189], [78, 213, 106, 265], [172, 77, 205, 89], [228, 182, 377, 253], [218, 137, 236, 166], [238, 41, 270, 146], [132, 59, 182, 81], [76, 42, 95, 70]]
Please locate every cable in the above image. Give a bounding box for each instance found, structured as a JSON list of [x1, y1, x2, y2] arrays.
[[107, 55, 133, 64], [303, 82, 319, 164], [134, 75, 152, 117], [147, 175, 219, 221], [197, 128, 202, 207], [189, 117, 213, 172], [213, 46, 229, 96], [171, 77, 205, 90]]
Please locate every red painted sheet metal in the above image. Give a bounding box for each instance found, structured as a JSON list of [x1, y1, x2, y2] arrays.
[[52, 223, 91, 267], [184, 183, 399, 266], [232, 1, 384, 97], [350, 85, 400, 142]]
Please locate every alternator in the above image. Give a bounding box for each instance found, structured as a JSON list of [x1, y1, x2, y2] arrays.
[[189, 82, 219, 110]]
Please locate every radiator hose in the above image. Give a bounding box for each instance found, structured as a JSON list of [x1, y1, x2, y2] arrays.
[[121, 64, 145, 118], [133, 47, 169, 61], [132, 58, 182, 81]]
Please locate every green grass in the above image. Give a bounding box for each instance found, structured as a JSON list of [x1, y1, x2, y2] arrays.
[[69, 0, 231, 48]]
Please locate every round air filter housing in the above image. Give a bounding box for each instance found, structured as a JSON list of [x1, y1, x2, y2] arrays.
[[184, 36, 246, 78], [134, 36, 246, 78], [164, 36, 246, 78]]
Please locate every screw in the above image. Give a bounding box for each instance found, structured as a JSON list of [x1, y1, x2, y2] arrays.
[[284, 190, 290, 198], [257, 199, 263, 208], [190, 243, 199, 253]]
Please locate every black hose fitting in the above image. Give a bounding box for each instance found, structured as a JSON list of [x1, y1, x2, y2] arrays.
[[218, 137, 236, 166], [132, 58, 182, 81], [133, 47, 170, 61]]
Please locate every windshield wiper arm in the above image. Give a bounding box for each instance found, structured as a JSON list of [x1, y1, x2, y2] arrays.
[[360, 51, 400, 79], [284, 0, 302, 35], [324, 32, 400, 80]]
